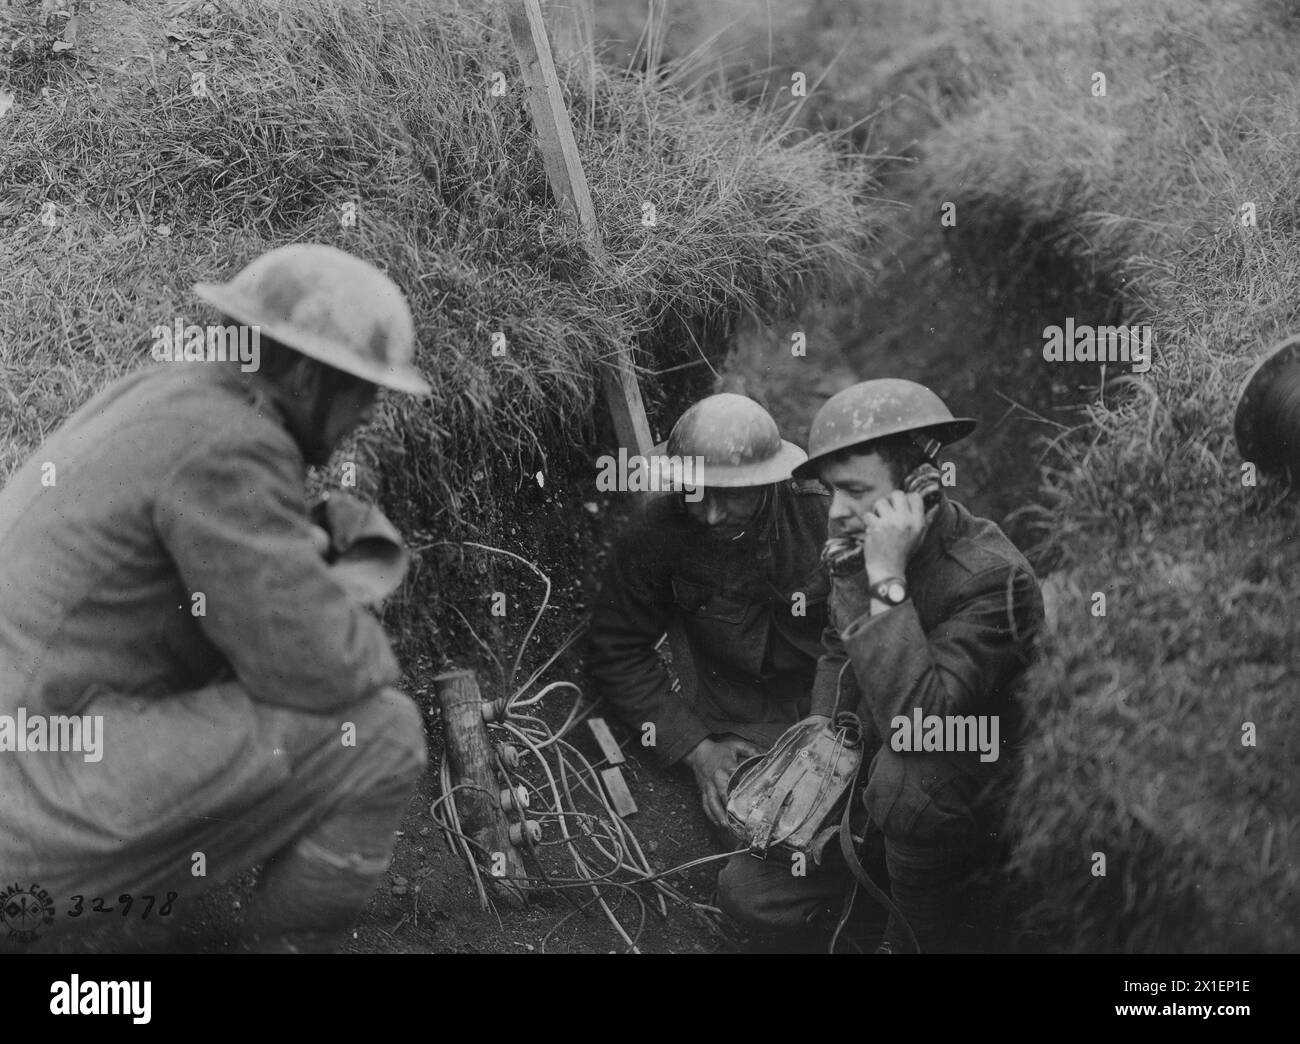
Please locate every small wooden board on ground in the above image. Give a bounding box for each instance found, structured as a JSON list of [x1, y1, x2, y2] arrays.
[[600, 767, 638, 818], [586, 716, 626, 765]]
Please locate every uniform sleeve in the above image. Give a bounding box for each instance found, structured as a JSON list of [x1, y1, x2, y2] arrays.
[[833, 564, 1041, 743], [153, 425, 401, 712], [585, 513, 710, 765]]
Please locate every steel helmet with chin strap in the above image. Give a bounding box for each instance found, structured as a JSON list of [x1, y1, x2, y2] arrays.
[[656, 393, 807, 487], [793, 379, 975, 479], [193, 243, 432, 395]]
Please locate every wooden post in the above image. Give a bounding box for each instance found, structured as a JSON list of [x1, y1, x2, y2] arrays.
[[434, 669, 527, 906], [505, 0, 654, 455]]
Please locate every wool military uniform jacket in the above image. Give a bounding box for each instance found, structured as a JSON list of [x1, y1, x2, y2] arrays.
[[809, 497, 1043, 758], [0, 364, 399, 718], [587, 481, 830, 764]]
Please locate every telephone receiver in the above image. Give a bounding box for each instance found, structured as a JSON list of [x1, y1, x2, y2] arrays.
[[820, 462, 943, 577], [903, 463, 943, 514]]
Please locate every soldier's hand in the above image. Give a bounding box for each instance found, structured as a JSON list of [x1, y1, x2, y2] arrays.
[[684, 735, 763, 829], [861, 488, 926, 579]]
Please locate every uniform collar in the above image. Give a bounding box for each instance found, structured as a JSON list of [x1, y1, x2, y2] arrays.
[[204, 364, 294, 430]]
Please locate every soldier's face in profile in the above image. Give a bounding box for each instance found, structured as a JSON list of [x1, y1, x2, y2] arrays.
[[684, 486, 764, 540], [820, 451, 896, 537], [322, 377, 379, 449], [296, 371, 380, 467]]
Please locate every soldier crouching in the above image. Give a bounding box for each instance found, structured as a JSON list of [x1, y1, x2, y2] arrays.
[[586, 393, 831, 849], [0, 245, 432, 953]]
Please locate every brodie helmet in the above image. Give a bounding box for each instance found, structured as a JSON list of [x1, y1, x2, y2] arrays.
[[194, 243, 431, 395], [1234, 333, 1300, 477], [655, 393, 806, 487], [793, 379, 974, 480]]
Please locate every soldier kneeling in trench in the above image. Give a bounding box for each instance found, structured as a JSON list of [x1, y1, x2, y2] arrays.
[[0, 244, 430, 953], [585, 393, 833, 887], [715, 380, 1044, 952]]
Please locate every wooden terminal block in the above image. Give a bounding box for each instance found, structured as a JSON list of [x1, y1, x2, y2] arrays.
[[434, 669, 528, 906]]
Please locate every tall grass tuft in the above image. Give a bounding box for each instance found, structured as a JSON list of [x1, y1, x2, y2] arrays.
[[0, 0, 880, 533]]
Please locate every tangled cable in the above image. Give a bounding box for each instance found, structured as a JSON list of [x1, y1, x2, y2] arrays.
[[416, 540, 742, 953]]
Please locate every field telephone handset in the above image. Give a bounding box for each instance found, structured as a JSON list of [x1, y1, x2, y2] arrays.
[[820, 462, 943, 578]]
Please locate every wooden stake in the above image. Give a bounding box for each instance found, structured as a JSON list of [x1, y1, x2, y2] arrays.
[[602, 356, 654, 456], [434, 669, 527, 907], [505, 0, 653, 454]]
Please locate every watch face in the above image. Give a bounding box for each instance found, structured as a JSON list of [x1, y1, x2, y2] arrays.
[[886, 581, 906, 604]]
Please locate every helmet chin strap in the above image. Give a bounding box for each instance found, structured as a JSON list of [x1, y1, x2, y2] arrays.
[[910, 432, 943, 460]]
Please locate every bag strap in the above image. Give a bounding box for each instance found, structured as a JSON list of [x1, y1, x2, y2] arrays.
[[830, 660, 852, 719], [835, 759, 921, 954]]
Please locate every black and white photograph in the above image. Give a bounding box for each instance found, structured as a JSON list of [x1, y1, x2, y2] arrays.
[[0, 0, 1291, 1013]]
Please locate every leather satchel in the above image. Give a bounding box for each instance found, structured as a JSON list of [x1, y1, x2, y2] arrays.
[[724, 712, 865, 865]]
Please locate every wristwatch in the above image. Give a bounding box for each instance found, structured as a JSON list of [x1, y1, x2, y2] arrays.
[[869, 577, 908, 607]]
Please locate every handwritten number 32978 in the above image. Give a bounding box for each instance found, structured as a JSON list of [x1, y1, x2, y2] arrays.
[[67, 893, 177, 919]]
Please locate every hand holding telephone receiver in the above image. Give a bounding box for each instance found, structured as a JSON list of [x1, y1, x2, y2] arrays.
[[820, 463, 943, 578]]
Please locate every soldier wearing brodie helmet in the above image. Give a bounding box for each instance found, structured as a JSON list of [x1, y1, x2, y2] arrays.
[[0, 244, 430, 953], [716, 379, 1044, 952], [587, 393, 831, 832]]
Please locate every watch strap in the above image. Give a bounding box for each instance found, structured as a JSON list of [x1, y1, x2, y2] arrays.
[[869, 576, 908, 607]]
